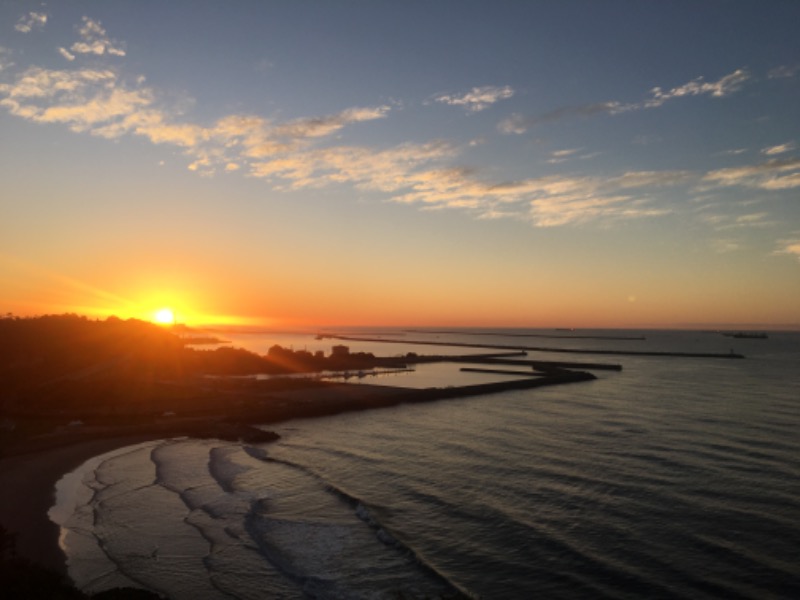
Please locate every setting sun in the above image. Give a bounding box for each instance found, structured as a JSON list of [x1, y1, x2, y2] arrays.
[[153, 308, 175, 325]]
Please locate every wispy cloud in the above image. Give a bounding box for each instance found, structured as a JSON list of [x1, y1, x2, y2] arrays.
[[761, 141, 796, 156], [271, 106, 390, 139], [500, 101, 629, 134], [703, 211, 775, 231], [546, 148, 581, 164], [15, 12, 47, 33], [58, 47, 76, 62], [0, 67, 146, 132], [70, 17, 126, 57], [0, 47, 14, 72], [241, 135, 687, 227], [1, 16, 774, 232], [551, 148, 581, 158], [0, 55, 695, 229], [694, 194, 779, 233], [768, 64, 799, 79], [703, 158, 800, 190], [249, 142, 456, 192], [0, 62, 390, 172], [612, 170, 695, 189], [529, 192, 664, 227], [710, 238, 741, 254], [500, 69, 750, 134], [735, 212, 771, 226], [719, 148, 747, 156], [434, 86, 514, 112], [775, 239, 800, 262], [545, 148, 600, 164], [644, 69, 749, 107], [390, 168, 686, 226], [527, 171, 688, 226]]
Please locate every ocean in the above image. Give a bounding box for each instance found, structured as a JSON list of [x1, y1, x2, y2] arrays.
[[50, 329, 800, 599]]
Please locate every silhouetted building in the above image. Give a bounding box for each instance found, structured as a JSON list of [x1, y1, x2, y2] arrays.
[[331, 345, 350, 358]]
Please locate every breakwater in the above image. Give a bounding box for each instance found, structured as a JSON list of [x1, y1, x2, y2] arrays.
[[324, 335, 745, 359], [226, 369, 597, 425], [405, 329, 646, 341], [460, 367, 545, 377], [456, 356, 623, 371]]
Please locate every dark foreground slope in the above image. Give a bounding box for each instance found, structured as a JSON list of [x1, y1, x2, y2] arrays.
[[0, 314, 597, 592]]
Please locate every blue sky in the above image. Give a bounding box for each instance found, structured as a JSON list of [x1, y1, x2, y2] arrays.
[[1, 1, 799, 327]]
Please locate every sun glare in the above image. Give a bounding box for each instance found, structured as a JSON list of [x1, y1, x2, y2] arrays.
[[154, 308, 175, 325]]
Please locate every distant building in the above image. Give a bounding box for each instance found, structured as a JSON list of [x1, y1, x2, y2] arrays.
[[331, 345, 350, 358]]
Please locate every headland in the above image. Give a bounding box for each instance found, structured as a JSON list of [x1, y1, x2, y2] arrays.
[[0, 315, 608, 584]]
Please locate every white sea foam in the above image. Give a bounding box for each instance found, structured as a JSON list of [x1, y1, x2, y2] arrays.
[[49, 440, 160, 536], [49, 441, 163, 592]]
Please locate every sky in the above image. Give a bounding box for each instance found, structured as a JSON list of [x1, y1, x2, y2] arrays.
[[1, 0, 799, 329]]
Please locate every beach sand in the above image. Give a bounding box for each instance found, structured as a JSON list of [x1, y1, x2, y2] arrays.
[[0, 376, 588, 580], [0, 384, 409, 575], [0, 433, 178, 574]]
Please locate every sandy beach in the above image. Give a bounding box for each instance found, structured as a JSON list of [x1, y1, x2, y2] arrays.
[[0, 432, 183, 574], [0, 374, 592, 583], [0, 383, 410, 575]]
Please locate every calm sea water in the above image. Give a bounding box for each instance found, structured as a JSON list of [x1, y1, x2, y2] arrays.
[[51, 329, 800, 599]]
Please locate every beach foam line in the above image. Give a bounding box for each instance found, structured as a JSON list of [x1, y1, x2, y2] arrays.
[[48, 440, 164, 551]]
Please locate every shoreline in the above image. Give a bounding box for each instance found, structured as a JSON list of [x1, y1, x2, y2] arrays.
[[0, 432, 177, 575], [0, 419, 292, 575], [0, 373, 596, 580]]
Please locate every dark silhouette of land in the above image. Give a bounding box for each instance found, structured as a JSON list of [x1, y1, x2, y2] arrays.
[[0, 313, 605, 596], [0, 315, 613, 435], [1, 522, 161, 599]]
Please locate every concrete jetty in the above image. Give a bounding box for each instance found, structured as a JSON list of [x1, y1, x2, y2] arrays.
[[405, 329, 646, 341], [327, 335, 745, 359], [460, 367, 545, 377], [456, 356, 623, 371]]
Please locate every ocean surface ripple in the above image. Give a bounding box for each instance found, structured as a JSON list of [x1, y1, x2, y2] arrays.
[[53, 330, 800, 598]]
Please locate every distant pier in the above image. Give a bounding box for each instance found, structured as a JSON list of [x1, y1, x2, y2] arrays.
[[456, 356, 623, 371], [324, 335, 745, 359], [460, 367, 545, 377], [405, 329, 646, 341]]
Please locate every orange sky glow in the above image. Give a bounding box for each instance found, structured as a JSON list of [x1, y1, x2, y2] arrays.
[[2, 3, 799, 331]]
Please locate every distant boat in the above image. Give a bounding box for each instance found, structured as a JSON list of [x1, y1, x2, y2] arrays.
[[722, 331, 768, 339]]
